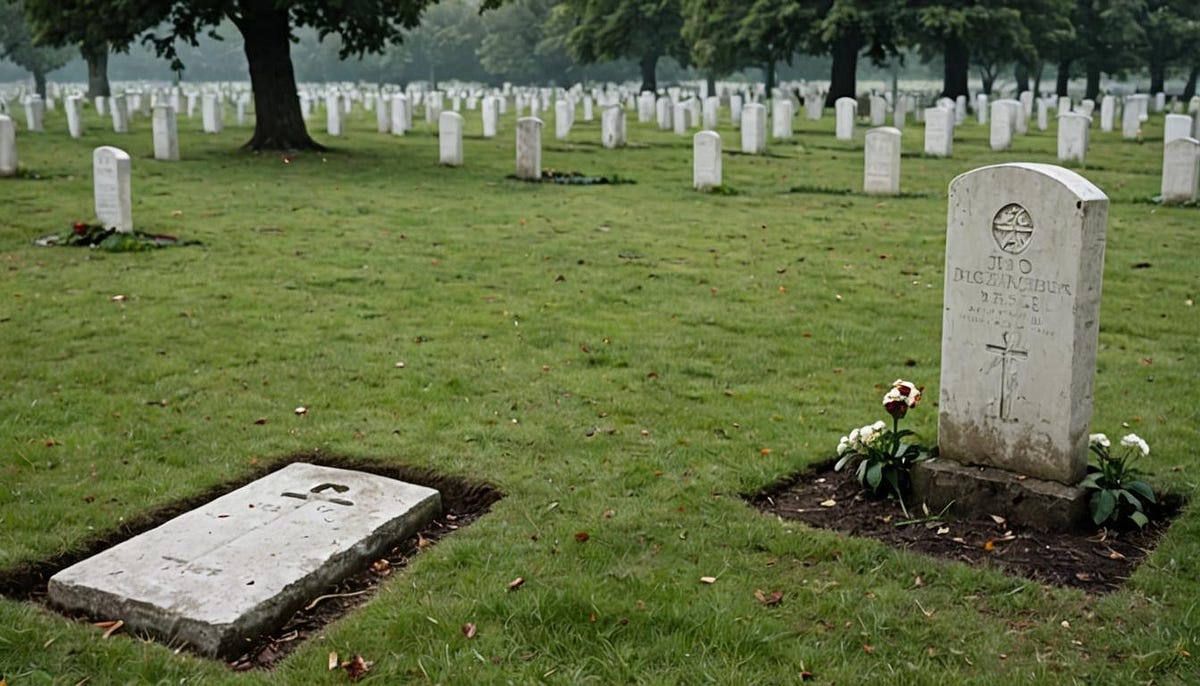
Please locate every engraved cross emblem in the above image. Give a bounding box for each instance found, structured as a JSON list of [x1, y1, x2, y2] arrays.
[[991, 203, 1035, 254], [985, 331, 1028, 421], [281, 482, 354, 507]]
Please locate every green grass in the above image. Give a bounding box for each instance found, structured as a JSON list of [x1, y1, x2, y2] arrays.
[[1, 101, 1198, 684]]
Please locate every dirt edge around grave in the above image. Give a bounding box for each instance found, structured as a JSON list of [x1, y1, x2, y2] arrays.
[[0, 451, 503, 671], [747, 458, 1185, 595]]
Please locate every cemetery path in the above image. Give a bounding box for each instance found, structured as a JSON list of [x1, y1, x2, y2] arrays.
[[749, 460, 1179, 595]]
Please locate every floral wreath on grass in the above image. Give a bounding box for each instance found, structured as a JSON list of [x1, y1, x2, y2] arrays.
[[35, 221, 200, 252]]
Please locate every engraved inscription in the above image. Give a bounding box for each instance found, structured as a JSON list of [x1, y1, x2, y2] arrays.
[[985, 331, 1027, 421], [991, 203, 1034, 254], [281, 482, 354, 507]]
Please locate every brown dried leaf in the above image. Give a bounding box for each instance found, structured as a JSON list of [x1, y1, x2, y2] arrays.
[[819, 499, 837, 508], [100, 620, 124, 639], [462, 622, 478, 639], [508, 577, 526, 591], [989, 514, 1007, 525], [342, 654, 372, 681], [574, 531, 590, 543], [754, 589, 783, 606]]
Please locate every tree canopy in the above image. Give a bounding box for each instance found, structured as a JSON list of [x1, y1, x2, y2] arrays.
[[0, 0, 74, 99]]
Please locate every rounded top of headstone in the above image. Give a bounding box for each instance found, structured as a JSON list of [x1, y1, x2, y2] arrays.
[[93, 145, 131, 161], [867, 126, 902, 137], [949, 163, 1107, 204]]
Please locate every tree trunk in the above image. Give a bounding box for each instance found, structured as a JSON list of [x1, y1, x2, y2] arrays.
[[33, 69, 47, 100], [1148, 54, 1165, 94], [1014, 63, 1029, 93], [705, 72, 715, 98], [825, 31, 859, 107], [1031, 61, 1043, 96], [942, 37, 969, 99], [639, 54, 657, 93], [1085, 60, 1100, 101], [1055, 58, 1071, 96], [764, 60, 776, 97], [82, 42, 110, 98], [1183, 63, 1199, 101], [980, 68, 995, 95], [232, 0, 323, 151]]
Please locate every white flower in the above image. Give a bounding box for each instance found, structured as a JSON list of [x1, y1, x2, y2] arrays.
[[837, 436, 851, 456], [1089, 433, 1110, 448], [1121, 433, 1150, 457], [872, 420, 887, 432], [849, 428, 860, 443]]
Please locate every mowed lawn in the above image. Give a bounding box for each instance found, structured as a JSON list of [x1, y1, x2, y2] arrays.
[[1, 94, 1198, 684]]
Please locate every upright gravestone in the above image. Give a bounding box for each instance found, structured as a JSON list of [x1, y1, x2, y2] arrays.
[[438, 111, 463, 166], [637, 92, 655, 123], [673, 102, 688, 135], [977, 94, 989, 125], [835, 97, 856, 140], [202, 93, 223, 134], [556, 99, 572, 140], [740, 103, 766, 154], [110, 95, 129, 133], [656, 97, 673, 131], [863, 127, 901, 195], [325, 93, 341, 136], [693, 130, 722, 191], [391, 94, 409, 136], [515, 116, 542, 181], [1121, 96, 1142, 139], [65, 95, 84, 138], [1057, 113, 1090, 163], [1019, 91, 1034, 118], [582, 95, 594, 121], [23, 96, 44, 133], [730, 94, 744, 128], [375, 96, 390, 134], [870, 95, 887, 126], [1164, 114, 1192, 145], [805, 91, 823, 120], [601, 105, 626, 148], [989, 100, 1014, 151], [772, 98, 793, 140], [1099, 95, 1115, 132], [48, 463, 441, 659], [0, 114, 16, 176], [1058, 95, 1072, 115], [93, 146, 133, 233], [893, 96, 907, 129], [94, 95, 107, 117], [480, 96, 498, 138], [152, 104, 179, 161], [915, 163, 1109, 530], [924, 106, 954, 157], [1036, 99, 1049, 132], [1161, 137, 1200, 204]]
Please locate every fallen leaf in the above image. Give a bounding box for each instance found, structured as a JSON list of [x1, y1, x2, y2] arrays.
[[508, 577, 525, 591], [989, 514, 1007, 525], [699, 576, 717, 584], [294, 406, 307, 416], [462, 623, 477, 639], [759, 448, 771, 456], [936, 526, 950, 535], [417, 533, 431, 549], [342, 654, 371, 681], [754, 589, 783, 606], [984, 540, 995, 552], [1106, 549, 1127, 561], [253, 417, 267, 425], [574, 532, 590, 543], [863, 644, 874, 654], [370, 559, 391, 575], [328, 651, 339, 670], [110, 294, 126, 302], [819, 499, 837, 508]]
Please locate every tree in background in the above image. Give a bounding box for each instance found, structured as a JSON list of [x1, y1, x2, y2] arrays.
[[810, 0, 902, 105], [0, 0, 73, 98], [559, 0, 688, 92]]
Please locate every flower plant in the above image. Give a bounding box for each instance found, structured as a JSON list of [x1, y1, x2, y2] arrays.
[[1081, 432, 1156, 528], [834, 379, 933, 516], [34, 221, 199, 252]]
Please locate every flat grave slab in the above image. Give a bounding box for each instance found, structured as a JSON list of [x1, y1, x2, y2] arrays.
[[48, 463, 441, 658]]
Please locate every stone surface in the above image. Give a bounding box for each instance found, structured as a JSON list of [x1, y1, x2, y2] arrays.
[[772, 99, 793, 140], [375, 96, 390, 134], [438, 111, 464, 166], [515, 116, 542, 180], [740, 103, 766, 154], [48, 463, 441, 658], [1161, 136, 1200, 204], [392, 94, 409, 136], [730, 94, 743, 128], [938, 163, 1108, 485], [924, 106, 953, 157], [869, 95, 887, 126], [863, 126, 901, 195], [65, 96, 84, 138], [202, 93, 223, 134], [93, 146, 133, 232], [601, 105, 625, 149], [152, 105, 179, 161], [0, 114, 15, 176], [23, 95, 44, 133], [703, 96, 719, 129], [912, 459, 1089, 532], [1057, 113, 1090, 163], [835, 97, 856, 140], [989, 100, 1015, 151], [1164, 114, 1193, 145], [556, 100, 572, 140], [693, 130, 721, 190], [1099, 95, 1115, 132], [111, 95, 129, 134], [325, 93, 341, 136]]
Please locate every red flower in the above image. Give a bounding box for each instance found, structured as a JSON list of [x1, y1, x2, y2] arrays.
[[73, 222, 87, 234]]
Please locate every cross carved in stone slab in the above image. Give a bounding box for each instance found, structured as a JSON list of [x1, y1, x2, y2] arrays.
[[281, 482, 354, 507], [985, 331, 1028, 421]]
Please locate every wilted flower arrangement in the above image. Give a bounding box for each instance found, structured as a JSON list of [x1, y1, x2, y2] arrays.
[[834, 379, 933, 516], [1081, 432, 1156, 528]]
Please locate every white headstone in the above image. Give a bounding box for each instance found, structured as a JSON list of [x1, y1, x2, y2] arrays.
[[939, 163, 1108, 484], [1057, 95, 1072, 114], [93, 146, 133, 233], [730, 94, 743, 128], [1161, 136, 1200, 204], [94, 95, 107, 117], [977, 93, 989, 124], [556, 100, 572, 139], [805, 92, 822, 120], [1164, 114, 1193, 145], [516, 116, 542, 181], [989, 100, 1014, 151], [152, 105, 179, 161], [391, 94, 409, 136], [375, 96, 390, 134], [1057, 113, 1090, 163], [863, 127, 901, 195], [601, 105, 626, 148], [65, 95, 84, 138], [637, 92, 655, 123], [202, 93, 223, 134], [703, 96, 719, 129], [772, 99, 793, 139], [1122, 95, 1144, 139], [673, 102, 688, 135], [1099, 95, 1115, 132], [870, 94, 887, 126], [1037, 99, 1049, 132], [693, 130, 722, 190], [325, 93, 341, 136], [47, 463, 440, 659], [23, 96, 44, 133], [438, 111, 464, 166], [835, 97, 856, 140], [924, 107, 954, 157], [656, 97, 673, 130], [740, 103, 766, 154], [1154, 91, 1166, 112], [955, 95, 967, 124], [582, 95, 594, 121], [1019, 91, 1033, 118], [481, 96, 498, 138], [110, 94, 129, 134], [0, 114, 16, 176], [893, 97, 907, 129]]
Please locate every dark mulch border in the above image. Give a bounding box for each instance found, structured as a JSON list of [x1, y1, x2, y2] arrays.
[[0, 452, 502, 671], [747, 459, 1184, 594]]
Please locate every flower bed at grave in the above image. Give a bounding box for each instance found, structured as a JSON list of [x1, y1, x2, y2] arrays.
[[34, 221, 201, 252]]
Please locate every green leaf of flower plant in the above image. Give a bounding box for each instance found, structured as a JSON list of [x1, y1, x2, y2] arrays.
[[1126, 481, 1156, 504], [1129, 511, 1149, 528], [1079, 473, 1103, 490], [1090, 489, 1117, 525], [865, 461, 883, 490], [1117, 489, 1144, 511], [834, 454, 853, 472]]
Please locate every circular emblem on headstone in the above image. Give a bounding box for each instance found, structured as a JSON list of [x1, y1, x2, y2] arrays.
[[991, 203, 1034, 254]]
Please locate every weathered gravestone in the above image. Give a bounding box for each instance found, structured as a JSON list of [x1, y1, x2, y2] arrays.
[[740, 103, 766, 154], [863, 127, 901, 195], [924, 107, 954, 157], [0, 114, 15, 176], [24, 95, 44, 133], [976, 94, 989, 124], [93, 146, 133, 232], [893, 96, 907, 129], [556, 100, 572, 140], [439, 111, 464, 166], [152, 105, 179, 161], [835, 97, 856, 140], [730, 94, 744, 128], [202, 93, 222, 134], [1057, 113, 1090, 163], [65, 95, 84, 138], [805, 91, 823, 120], [914, 163, 1109, 531], [703, 96, 719, 129], [870, 94, 887, 126], [515, 116, 542, 181], [772, 99, 793, 140], [1099, 95, 1116, 132], [480, 96, 497, 138], [1164, 114, 1193, 145], [656, 97, 673, 131], [391, 94, 409, 136], [325, 93, 341, 136], [48, 463, 441, 658], [693, 130, 721, 191], [375, 96, 390, 134], [1036, 99, 1049, 132], [1161, 137, 1200, 204], [111, 95, 129, 134], [989, 100, 1014, 151], [673, 102, 688, 135], [601, 105, 626, 149]]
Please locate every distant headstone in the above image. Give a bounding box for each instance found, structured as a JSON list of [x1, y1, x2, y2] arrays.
[[202, 93, 223, 134], [1164, 114, 1193, 145], [1099, 95, 1116, 132], [893, 96, 907, 128], [835, 97, 856, 140], [693, 130, 722, 190], [110, 95, 129, 133], [48, 463, 441, 659], [703, 96, 719, 129], [1057, 113, 1090, 163], [1057, 95, 1071, 114], [1161, 137, 1200, 204], [325, 93, 341, 136], [673, 102, 688, 135], [1077, 99, 1095, 118], [989, 101, 1014, 151], [426, 91, 443, 123], [870, 94, 887, 126], [94, 95, 107, 117], [439, 111, 464, 166], [730, 94, 744, 128], [637, 92, 655, 123], [1036, 99, 1049, 131], [556, 100, 572, 140], [740, 103, 766, 154], [152, 105, 179, 161], [1154, 91, 1166, 112], [515, 116, 542, 181], [582, 95, 594, 121], [954, 95, 967, 124], [805, 92, 823, 120], [93, 146, 133, 232], [24, 96, 44, 133], [656, 97, 673, 131], [772, 99, 793, 140], [0, 114, 16, 176], [375, 96, 390, 134], [391, 94, 409, 136], [601, 105, 626, 148], [863, 127, 901, 195], [65, 95, 84, 138], [1019, 90, 1033, 118], [924, 106, 954, 157]]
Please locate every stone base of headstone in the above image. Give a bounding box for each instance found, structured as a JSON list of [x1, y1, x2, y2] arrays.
[[912, 459, 1088, 532]]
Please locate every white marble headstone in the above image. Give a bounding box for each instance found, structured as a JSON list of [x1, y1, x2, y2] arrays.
[[65, 95, 84, 138], [863, 127, 901, 195], [515, 116, 542, 181], [601, 105, 625, 148], [391, 94, 409, 136], [693, 130, 722, 190], [1164, 114, 1193, 146], [110, 94, 129, 134], [0, 114, 16, 176], [439, 111, 464, 166], [1057, 113, 1090, 163], [772, 99, 793, 140], [924, 107, 953, 157], [835, 97, 856, 140], [740, 103, 766, 154], [1161, 136, 1200, 204], [93, 146, 133, 232], [152, 105, 179, 161]]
